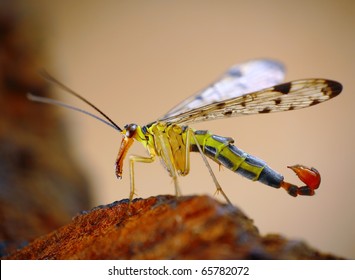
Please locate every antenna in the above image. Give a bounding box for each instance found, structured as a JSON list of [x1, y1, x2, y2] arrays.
[[31, 70, 122, 132], [27, 93, 121, 131]]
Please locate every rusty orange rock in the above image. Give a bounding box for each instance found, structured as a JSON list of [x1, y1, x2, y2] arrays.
[[6, 195, 342, 260]]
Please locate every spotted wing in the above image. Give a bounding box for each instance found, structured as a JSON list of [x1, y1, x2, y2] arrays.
[[162, 59, 286, 119], [159, 79, 342, 125]]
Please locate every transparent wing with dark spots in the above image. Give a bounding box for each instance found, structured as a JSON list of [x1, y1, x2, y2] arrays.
[[159, 79, 342, 125], [161, 59, 285, 119]]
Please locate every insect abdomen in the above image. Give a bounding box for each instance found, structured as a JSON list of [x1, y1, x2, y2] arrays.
[[191, 130, 283, 188]]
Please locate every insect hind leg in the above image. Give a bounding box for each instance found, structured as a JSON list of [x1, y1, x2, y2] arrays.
[[190, 129, 232, 205]]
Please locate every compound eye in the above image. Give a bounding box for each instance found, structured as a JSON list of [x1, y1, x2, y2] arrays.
[[125, 123, 137, 138]]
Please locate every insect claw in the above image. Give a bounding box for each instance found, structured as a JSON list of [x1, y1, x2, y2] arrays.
[[285, 184, 298, 197], [280, 165, 321, 197], [297, 186, 315, 196], [287, 164, 321, 190]]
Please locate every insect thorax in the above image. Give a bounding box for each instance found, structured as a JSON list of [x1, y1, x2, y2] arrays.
[[140, 122, 190, 176]]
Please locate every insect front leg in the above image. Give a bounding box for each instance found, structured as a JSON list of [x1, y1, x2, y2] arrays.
[[129, 155, 155, 201], [280, 165, 321, 197]]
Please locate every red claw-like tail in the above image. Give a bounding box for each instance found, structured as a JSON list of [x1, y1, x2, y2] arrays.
[[280, 164, 321, 197]]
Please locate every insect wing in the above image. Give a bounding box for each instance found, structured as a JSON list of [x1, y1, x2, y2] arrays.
[[161, 59, 285, 119], [160, 79, 342, 125]]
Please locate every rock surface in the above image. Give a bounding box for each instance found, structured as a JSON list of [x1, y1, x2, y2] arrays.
[[6, 195, 342, 260]]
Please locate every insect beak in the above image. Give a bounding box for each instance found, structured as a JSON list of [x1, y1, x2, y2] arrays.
[[115, 135, 134, 179]]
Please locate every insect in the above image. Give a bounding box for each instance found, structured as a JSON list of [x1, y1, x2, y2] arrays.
[[28, 59, 342, 204]]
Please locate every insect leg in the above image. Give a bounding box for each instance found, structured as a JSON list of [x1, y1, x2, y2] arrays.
[[190, 129, 232, 205], [182, 128, 191, 176], [128, 155, 155, 201], [155, 132, 182, 197]]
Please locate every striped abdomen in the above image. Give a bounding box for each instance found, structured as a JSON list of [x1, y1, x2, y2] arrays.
[[191, 130, 283, 189]]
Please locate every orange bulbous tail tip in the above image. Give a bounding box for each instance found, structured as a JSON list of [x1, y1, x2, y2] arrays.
[[287, 164, 321, 190], [281, 165, 321, 197]]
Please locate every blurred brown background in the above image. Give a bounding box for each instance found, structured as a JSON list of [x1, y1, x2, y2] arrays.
[[4, 0, 354, 258]]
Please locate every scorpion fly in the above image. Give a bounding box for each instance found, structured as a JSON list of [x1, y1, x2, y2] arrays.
[[28, 59, 342, 204]]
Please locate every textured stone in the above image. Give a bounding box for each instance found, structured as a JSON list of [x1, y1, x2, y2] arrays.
[[6, 195, 342, 260]]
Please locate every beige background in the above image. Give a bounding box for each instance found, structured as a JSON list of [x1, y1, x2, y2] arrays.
[[25, 0, 354, 258]]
